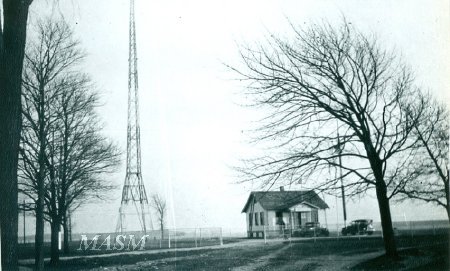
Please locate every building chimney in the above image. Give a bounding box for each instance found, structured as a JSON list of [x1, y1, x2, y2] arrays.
[[280, 186, 285, 192]]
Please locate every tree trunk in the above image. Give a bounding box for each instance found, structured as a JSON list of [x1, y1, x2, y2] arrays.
[[34, 144, 46, 271], [447, 205, 450, 223], [445, 170, 449, 221], [366, 144, 398, 259], [0, 137, 19, 271], [446, 200, 450, 222], [63, 215, 70, 253], [35, 78, 47, 270], [0, 1, 31, 270], [160, 223, 164, 240], [0, 142, 19, 271], [375, 181, 398, 259], [48, 177, 60, 266], [50, 219, 60, 266], [62, 129, 70, 253]]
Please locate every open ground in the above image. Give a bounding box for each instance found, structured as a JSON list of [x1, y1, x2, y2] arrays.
[[18, 233, 449, 270]]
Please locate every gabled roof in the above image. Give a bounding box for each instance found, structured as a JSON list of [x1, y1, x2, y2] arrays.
[[241, 190, 328, 213]]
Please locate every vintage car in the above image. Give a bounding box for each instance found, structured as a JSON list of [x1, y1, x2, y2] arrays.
[[293, 222, 329, 237], [341, 219, 374, 235]]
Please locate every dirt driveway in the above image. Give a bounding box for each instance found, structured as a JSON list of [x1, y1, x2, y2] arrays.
[[81, 242, 384, 271], [231, 242, 384, 271]]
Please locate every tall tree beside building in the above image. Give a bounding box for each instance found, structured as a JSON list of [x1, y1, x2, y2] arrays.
[[231, 20, 426, 259]]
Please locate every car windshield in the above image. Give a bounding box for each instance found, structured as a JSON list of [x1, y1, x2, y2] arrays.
[[352, 220, 372, 225]]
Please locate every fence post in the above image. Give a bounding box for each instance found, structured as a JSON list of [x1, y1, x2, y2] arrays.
[[168, 229, 171, 249], [199, 228, 202, 247], [174, 228, 177, 249], [410, 221, 413, 239], [337, 223, 340, 240], [220, 228, 223, 246], [194, 228, 197, 248], [432, 220, 436, 236]]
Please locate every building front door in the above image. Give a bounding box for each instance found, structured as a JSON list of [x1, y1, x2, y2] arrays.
[[297, 212, 310, 227]]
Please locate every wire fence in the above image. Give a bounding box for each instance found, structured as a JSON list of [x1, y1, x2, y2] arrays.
[[21, 227, 224, 250], [18, 220, 449, 247]]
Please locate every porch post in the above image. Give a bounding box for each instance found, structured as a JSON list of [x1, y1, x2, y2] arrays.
[[289, 211, 293, 232], [263, 225, 267, 244]]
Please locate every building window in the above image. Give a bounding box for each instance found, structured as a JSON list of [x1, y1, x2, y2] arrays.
[[254, 213, 259, 226], [260, 212, 264, 225], [249, 213, 252, 226]]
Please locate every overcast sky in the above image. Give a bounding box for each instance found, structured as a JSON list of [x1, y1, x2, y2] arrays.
[[23, 0, 450, 234]]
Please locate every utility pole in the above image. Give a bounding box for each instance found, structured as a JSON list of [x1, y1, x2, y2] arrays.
[[337, 132, 347, 227]]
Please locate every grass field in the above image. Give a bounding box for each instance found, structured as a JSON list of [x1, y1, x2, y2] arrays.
[[19, 233, 449, 270]]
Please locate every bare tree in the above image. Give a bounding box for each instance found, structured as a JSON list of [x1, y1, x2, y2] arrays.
[[52, 80, 120, 254], [396, 94, 449, 219], [0, 1, 34, 269], [231, 20, 425, 259], [20, 17, 81, 269], [19, 18, 120, 266], [151, 194, 167, 241]]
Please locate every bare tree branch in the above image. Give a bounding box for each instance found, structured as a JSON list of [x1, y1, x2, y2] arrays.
[[395, 93, 449, 219]]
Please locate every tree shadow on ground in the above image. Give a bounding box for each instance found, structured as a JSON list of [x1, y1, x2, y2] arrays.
[[351, 243, 448, 271]]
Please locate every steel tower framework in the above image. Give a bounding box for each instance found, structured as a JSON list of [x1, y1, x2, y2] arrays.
[[117, 0, 152, 233]]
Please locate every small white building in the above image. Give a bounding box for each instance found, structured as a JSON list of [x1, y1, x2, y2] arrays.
[[242, 188, 329, 238]]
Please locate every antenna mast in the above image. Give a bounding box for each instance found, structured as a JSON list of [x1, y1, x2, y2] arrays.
[[117, 0, 152, 233]]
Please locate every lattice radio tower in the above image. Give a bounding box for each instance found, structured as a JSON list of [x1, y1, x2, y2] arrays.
[[117, 0, 152, 233]]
